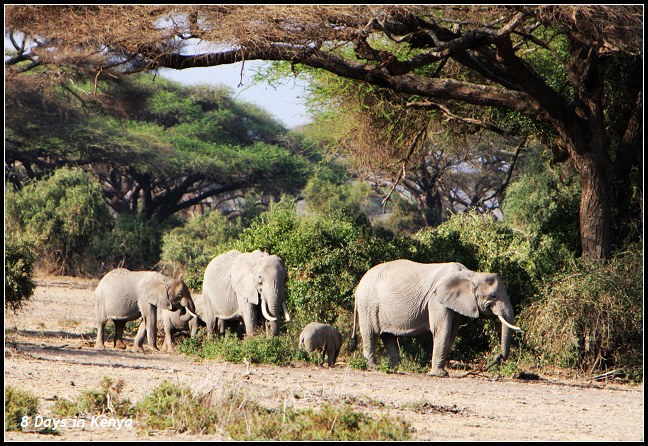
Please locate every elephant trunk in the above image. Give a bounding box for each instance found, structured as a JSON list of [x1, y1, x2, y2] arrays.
[[178, 296, 197, 322], [493, 302, 518, 362], [261, 281, 284, 336]]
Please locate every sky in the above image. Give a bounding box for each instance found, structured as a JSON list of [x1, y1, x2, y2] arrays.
[[159, 61, 313, 129]]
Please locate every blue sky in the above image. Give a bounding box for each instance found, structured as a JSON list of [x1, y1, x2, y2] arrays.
[[159, 61, 313, 129]]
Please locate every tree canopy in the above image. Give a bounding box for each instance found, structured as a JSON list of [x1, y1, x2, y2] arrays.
[[5, 5, 643, 258], [5, 72, 311, 222]]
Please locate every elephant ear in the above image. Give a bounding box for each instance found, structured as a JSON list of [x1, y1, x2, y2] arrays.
[[232, 264, 260, 305], [436, 272, 479, 318], [140, 274, 174, 310]]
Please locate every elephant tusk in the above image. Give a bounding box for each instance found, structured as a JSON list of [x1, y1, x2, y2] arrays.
[[185, 308, 198, 319], [498, 315, 524, 332], [283, 301, 291, 322], [261, 298, 278, 322]]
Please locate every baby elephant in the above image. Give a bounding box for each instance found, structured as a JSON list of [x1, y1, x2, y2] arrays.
[[161, 295, 207, 352], [299, 322, 343, 367]]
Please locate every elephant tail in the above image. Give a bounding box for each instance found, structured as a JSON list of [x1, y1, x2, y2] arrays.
[[349, 295, 358, 352]]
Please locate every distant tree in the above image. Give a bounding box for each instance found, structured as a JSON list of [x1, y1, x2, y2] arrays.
[[5, 5, 643, 259], [5, 73, 311, 222]]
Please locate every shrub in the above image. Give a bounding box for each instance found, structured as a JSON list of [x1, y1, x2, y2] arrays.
[[5, 236, 36, 312], [411, 211, 560, 360], [233, 196, 403, 335], [5, 167, 113, 275], [520, 246, 643, 381], [4, 386, 40, 431], [51, 376, 135, 418], [88, 213, 163, 273], [135, 380, 220, 434], [160, 211, 241, 290], [177, 332, 311, 365], [136, 380, 412, 440]]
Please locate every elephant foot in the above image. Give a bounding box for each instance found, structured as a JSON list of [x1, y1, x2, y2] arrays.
[[114, 340, 127, 350], [94, 343, 105, 350], [428, 367, 449, 377], [131, 345, 145, 353]]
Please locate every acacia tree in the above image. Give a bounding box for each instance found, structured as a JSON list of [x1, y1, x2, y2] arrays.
[[5, 72, 309, 222], [5, 5, 642, 259]]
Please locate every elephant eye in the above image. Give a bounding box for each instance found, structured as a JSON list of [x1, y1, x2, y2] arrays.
[[488, 293, 496, 299]]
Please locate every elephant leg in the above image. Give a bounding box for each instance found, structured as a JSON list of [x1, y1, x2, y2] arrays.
[[361, 327, 378, 368], [163, 327, 174, 352], [241, 304, 258, 337], [113, 319, 127, 350], [95, 318, 106, 349], [326, 343, 338, 367], [145, 314, 159, 350], [133, 319, 147, 352], [429, 310, 453, 377], [380, 333, 401, 368], [217, 319, 227, 337]]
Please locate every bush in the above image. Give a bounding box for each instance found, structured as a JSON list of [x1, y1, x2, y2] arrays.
[[5, 167, 113, 275], [411, 211, 561, 360], [5, 236, 36, 312], [136, 380, 412, 440], [4, 386, 40, 431], [233, 196, 403, 335], [160, 211, 241, 290], [88, 213, 163, 273], [177, 332, 311, 365], [520, 246, 643, 381], [51, 376, 135, 418]]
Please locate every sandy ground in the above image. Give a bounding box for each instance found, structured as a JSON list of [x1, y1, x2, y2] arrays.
[[4, 276, 644, 441]]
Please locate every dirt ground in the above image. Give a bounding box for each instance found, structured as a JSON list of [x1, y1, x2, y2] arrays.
[[4, 276, 644, 441]]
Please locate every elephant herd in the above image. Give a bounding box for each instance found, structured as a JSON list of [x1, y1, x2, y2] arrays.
[[95, 249, 523, 375]]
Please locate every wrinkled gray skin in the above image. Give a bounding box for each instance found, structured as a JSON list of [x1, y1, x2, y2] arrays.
[[299, 322, 343, 367], [202, 250, 290, 337], [95, 268, 195, 352], [161, 295, 208, 352], [352, 260, 520, 376]]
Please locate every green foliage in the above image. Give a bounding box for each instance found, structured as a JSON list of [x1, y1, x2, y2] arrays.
[[177, 332, 311, 365], [4, 386, 39, 431], [302, 166, 373, 217], [136, 380, 412, 440], [160, 211, 241, 290], [233, 197, 403, 332], [227, 401, 412, 441], [520, 245, 643, 381], [135, 380, 220, 434], [5, 167, 113, 275], [4, 235, 36, 312], [51, 376, 135, 419], [502, 148, 581, 253], [88, 213, 163, 272], [412, 210, 569, 358]]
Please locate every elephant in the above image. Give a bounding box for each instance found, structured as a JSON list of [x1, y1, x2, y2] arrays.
[[161, 294, 208, 352], [351, 260, 523, 376], [95, 268, 197, 352], [202, 249, 291, 337], [299, 322, 343, 367]]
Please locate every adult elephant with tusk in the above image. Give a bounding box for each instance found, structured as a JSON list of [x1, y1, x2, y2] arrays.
[[202, 249, 290, 337], [351, 260, 523, 376]]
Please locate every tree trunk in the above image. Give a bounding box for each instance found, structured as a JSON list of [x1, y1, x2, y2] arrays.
[[567, 135, 612, 260]]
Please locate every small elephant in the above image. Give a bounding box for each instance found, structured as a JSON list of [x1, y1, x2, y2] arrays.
[[161, 295, 208, 352], [299, 322, 343, 367], [351, 260, 523, 376], [95, 268, 196, 352]]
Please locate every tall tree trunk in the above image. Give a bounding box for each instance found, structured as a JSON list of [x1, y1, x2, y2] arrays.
[[573, 149, 612, 260]]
